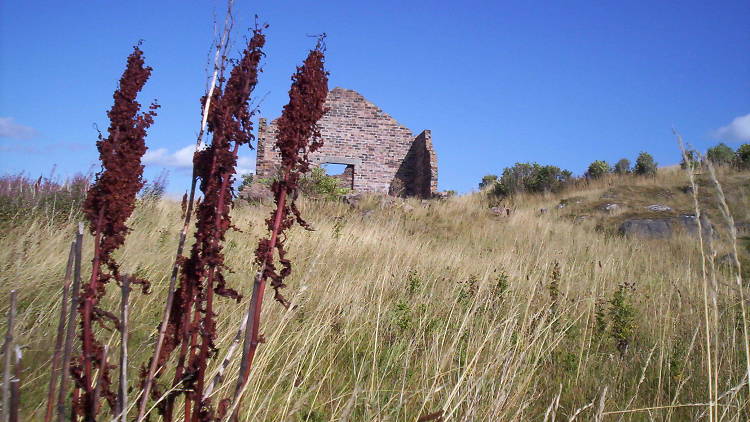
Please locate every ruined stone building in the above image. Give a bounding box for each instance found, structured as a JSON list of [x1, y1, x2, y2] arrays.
[[255, 87, 438, 198]]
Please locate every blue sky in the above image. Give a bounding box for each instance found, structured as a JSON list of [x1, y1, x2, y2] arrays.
[[1, 0, 748, 194]]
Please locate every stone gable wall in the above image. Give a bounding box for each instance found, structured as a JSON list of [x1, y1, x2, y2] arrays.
[[255, 87, 437, 197]]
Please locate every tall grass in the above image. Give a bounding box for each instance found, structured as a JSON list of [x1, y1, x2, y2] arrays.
[[2, 182, 748, 419]]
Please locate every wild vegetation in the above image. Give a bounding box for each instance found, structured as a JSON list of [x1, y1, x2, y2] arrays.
[[482, 143, 750, 201], [2, 162, 749, 420], [0, 2, 331, 419], [1, 4, 749, 421]]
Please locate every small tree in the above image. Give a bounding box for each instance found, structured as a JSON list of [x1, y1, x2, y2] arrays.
[[613, 158, 630, 175], [586, 160, 610, 179], [479, 174, 498, 190], [634, 152, 657, 176], [735, 143, 750, 170], [706, 142, 734, 166]]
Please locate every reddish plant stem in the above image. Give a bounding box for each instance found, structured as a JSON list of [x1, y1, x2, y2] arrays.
[[137, 173, 198, 422], [45, 241, 75, 422], [163, 282, 197, 421], [91, 345, 108, 418], [184, 146, 224, 421], [70, 389, 79, 422], [183, 284, 205, 421], [189, 282, 213, 422], [80, 208, 105, 421], [229, 182, 289, 420], [191, 144, 240, 421]]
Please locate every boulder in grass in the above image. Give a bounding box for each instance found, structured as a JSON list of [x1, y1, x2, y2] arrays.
[[646, 204, 672, 212], [600, 203, 620, 213], [342, 192, 363, 207], [239, 182, 273, 204], [619, 214, 713, 239]]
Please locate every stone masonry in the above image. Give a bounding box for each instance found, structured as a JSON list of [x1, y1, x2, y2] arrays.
[[255, 87, 438, 197]]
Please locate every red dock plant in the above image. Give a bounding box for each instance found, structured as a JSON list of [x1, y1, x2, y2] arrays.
[[72, 44, 158, 421], [225, 36, 329, 420], [141, 25, 266, 422]]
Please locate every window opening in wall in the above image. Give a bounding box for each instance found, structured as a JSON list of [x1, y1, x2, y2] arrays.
[[321, 163, 354, 189], [321, 163, 347, 175]]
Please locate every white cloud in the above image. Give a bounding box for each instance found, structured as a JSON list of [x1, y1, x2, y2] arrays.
[[236, 156, 256, 175], [144, 142, 256, 176], [144, 143, 205, 168], [714, 113, 750, 142], [0, 117, 38, 140]]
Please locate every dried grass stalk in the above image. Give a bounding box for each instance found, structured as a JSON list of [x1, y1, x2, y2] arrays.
[[57, 224, 84, 422], [117, 275, 131, 421], [9, 345, 21, 422], [44, 241, 76, 422]]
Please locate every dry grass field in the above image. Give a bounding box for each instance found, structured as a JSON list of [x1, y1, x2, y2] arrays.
[[1, 167, 749, 420]]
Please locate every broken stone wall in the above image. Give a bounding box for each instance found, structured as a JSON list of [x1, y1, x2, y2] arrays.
[[390, 130, 438, 197], [256, 87, 437, 197]]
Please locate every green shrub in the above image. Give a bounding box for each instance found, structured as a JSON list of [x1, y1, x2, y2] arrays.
[[634, 152, 658, 176], [609, 282, 637, 356], [613, 158, 630, 175], [299, 167, 350, 200], [706, 142, 734, 166], [479, 174, 498, 190], [736, 143, 750, 170], [679, 150, 700, 171], [586, 160, 610, 179], [489, 162, 573, 198], [493, 270, 510, 298]]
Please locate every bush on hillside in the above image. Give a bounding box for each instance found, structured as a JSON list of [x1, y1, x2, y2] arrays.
[[479, 174, 498, 190], [634, 152, 657, 176], [300, 167, 351, 200], [679, 150, 700, 171], [586, 160, 611, 179], [613, 158, 630, 175], [489, 162, 573, 197], [736, 143, 750, 170], [706, 142, 734, 166]]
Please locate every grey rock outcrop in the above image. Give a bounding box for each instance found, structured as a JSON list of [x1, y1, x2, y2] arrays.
[[619, 215, 713, 239], [238, 182, 273, 203]]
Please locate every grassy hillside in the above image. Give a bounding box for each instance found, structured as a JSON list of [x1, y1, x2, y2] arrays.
[[1, 169, 749, 420]]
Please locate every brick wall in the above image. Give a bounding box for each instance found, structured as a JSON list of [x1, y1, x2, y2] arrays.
[[256, 87, 437, 197], [391, 130, 438, 197]]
